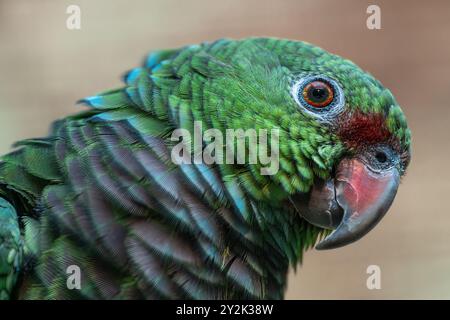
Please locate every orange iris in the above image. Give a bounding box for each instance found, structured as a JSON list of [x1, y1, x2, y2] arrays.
[[302, 80, 334, 108]]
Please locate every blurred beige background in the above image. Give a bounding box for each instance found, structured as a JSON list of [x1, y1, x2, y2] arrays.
[[0, 0, 449, 299]]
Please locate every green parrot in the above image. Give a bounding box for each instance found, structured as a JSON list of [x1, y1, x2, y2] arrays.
[[0, 38, 410, 299]]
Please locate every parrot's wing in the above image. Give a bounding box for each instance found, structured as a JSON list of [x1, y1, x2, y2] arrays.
[[0, 43, 290, 299]]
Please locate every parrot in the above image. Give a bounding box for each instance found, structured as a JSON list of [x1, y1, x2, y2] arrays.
[[0, 38, 411, 300]]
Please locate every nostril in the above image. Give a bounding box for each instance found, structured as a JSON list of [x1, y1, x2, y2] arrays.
[[375, 151, 388, 163]]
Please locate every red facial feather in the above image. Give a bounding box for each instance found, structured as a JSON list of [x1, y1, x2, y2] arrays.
[[337, 111, 392, 148]]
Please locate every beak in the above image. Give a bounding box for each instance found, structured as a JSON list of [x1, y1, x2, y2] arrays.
[[315, 158, 400, 250]]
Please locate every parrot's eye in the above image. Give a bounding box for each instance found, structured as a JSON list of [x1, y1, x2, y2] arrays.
[[302, 80, 334, 108], [292, 75, 345, 117]]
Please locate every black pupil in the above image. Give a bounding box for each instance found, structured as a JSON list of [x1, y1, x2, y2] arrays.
[[308, 86, 329, 103], [311, 88, 326, 100], [375, 151, 388, 163]]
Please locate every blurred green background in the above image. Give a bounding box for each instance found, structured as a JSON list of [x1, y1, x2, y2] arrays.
[[0, 0, 449, 299]]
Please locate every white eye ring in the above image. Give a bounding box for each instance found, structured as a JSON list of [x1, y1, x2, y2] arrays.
[[291, 75, 345, 121]]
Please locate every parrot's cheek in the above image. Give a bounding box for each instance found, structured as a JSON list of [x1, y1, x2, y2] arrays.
[[315, 158, 400, 250]]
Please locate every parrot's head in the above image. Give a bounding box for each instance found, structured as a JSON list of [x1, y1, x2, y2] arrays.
[[202, 38, 411, 250]]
